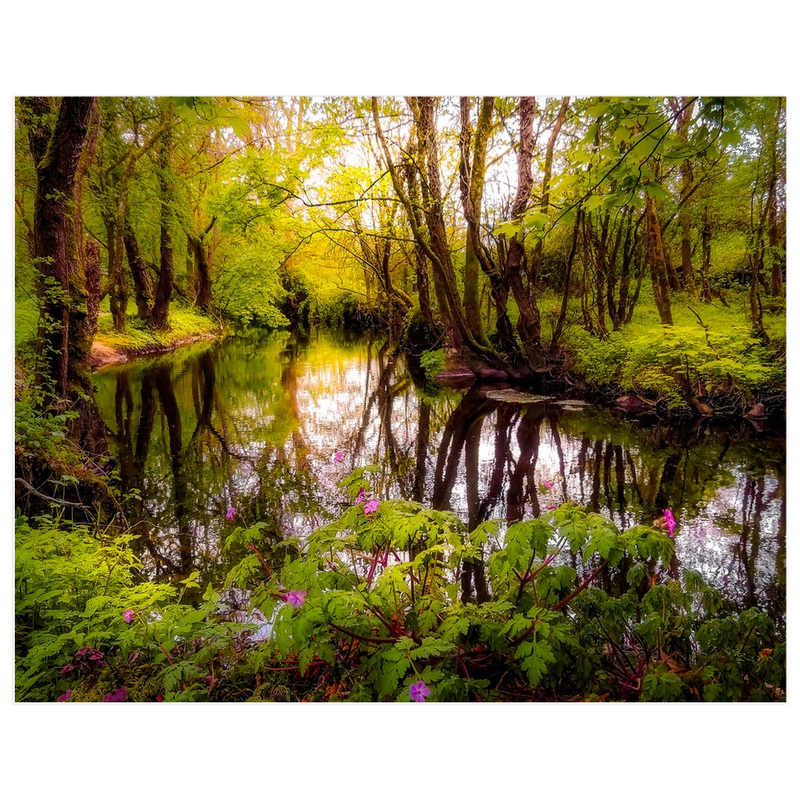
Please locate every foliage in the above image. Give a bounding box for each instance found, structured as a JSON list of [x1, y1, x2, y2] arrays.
[[16, 467, 784, 702], [94, 303, 221, 354], [213, 244, 290, 330], [564, 291, 784, 408], [316, 289, 385, 332], [15, 515, 251, 702], [419, 349, 447, 381]]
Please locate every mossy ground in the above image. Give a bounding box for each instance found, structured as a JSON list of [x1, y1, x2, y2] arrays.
[[93, 305, 222, 358]]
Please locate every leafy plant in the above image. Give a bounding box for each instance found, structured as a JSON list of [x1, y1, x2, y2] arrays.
[[15, 468, 785, 702]]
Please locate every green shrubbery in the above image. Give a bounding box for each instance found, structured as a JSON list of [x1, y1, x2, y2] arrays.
[[15, 466, 785, 702], [562, 293, 784, 409], [316, 289, 385, 332]]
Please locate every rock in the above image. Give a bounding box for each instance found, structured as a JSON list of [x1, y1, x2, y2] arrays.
[[480, 388, 554, 404], [90, 342, 128, 369], [615, 395, 652, 413], [746, 403, 767, 419], [433, 369, 476, 385], [475, 367, 510, 381], [552, 399, 590, 411]]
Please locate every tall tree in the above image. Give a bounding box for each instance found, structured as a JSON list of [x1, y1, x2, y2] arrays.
[[19, 96, 96, 400], [151, 118, 176, 330]]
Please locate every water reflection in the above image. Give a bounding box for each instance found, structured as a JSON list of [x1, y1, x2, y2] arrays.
[[93, 330, 785, 628]]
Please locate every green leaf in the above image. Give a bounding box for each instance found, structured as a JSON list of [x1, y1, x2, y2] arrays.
[[493, 220, 521, 238], [645, 182, 670, 203]]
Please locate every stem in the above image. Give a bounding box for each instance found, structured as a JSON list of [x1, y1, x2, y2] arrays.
[[552, 560, 607, 612], [329, 622, 397, 645], [246, 543, 273, 578]]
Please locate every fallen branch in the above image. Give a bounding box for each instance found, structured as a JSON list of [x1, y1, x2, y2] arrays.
[[15, 477, 91, 511]]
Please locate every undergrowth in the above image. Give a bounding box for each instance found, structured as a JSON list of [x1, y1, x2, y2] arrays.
[[15, 467, 786, 703]]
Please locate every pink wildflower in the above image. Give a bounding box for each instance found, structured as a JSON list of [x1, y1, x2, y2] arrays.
[[284, 590, 307, 608], [363, 499, 380, 515], [546, 503, 557, 510], [102, 687, 129, 702], [123, 609, 135, 624], [333, 451, 344, 464], [664, 509, 677, 538], [543, 479, 554, 490], [410, 680, 430, 702], [225, 507, 236, 522], [356, 487, 367, 504], [57, 690, 73, 702]]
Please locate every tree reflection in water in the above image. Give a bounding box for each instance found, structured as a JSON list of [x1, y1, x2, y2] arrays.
[[93, 330, 785, 629]]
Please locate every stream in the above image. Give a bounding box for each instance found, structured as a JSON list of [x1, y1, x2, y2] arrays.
[[92, 329, 786, 630]]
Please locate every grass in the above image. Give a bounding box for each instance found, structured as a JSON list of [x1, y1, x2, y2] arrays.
[[557, 287, 785, 408], [94, 304, 222, 355]]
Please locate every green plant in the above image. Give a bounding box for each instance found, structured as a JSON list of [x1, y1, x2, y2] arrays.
[[419, 349, 447, 382], [15, 468, 785, 703]]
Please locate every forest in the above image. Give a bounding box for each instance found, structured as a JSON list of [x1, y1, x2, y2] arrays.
[[14, 96, 786, 704]]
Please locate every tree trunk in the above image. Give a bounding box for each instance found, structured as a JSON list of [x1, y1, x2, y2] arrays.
[[458, 96, 494, 343], [700, 205, 713, 302], [21, 96, 96, 400], [645, 195, 673, 325], [506, 96, 544, 369], [151, 134, 174, 330], [124, 217, 153, 320], [767, 97, 785, 297], [674, 97, 697, 295], [85, 238, 101, 338], [187, 233, 213, 311]]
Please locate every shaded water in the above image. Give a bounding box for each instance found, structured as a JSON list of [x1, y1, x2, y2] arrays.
[[93, 330, 786, 627]]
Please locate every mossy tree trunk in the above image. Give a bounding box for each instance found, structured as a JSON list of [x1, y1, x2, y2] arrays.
[[20, 96, 96, 401], [123, 217, 153, 320], [151, 132, 175, 330], [645, 194, 673, 326]]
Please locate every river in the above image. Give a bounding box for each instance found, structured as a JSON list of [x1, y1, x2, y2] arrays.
[[92, 329, 786, 630]]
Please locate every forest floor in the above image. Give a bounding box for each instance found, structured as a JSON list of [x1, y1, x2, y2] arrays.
[[91, 305, 223, 370]]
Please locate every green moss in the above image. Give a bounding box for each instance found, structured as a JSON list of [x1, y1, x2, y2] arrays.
[[94, 305, 221, 355]]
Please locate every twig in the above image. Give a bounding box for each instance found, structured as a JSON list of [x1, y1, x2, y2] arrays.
[[14, 477, 91, 510]]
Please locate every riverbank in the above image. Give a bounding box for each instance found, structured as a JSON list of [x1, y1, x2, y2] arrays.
[[428, 289, 786, 419], [91, 306, 224, 370]]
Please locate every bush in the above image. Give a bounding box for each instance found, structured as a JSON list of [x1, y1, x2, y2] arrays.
[[316, 290, 385, 332], [565, 301, 784, 409], [15, 467, 785, 702]]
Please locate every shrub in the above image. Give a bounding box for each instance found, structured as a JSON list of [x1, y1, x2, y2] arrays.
[[15, 469, 786, 702]]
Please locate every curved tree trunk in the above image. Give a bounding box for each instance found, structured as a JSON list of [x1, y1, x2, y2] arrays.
[[124, 217, 153, 320], [21, 96, 96, 401], [645, 195, 673, 325]]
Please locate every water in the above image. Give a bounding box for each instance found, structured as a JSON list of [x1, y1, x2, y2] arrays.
[[92, 329, 786, 628]]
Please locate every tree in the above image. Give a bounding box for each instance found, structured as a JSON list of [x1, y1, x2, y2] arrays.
[[19, 96, 96, 400]]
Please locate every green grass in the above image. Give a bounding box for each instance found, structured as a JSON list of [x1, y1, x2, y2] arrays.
[[94, 305, 221, 354], [557, 287, 785, 408]]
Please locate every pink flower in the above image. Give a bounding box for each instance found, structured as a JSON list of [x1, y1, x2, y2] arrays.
[[284, 590, 307, 608], [546, 503, 557, 510], [543, 479, 554, 490], [363, 499, 380, 515], [410, 680, 430, 702], [664, 509, 677, 538], [333, 451, 344, 464], [57, 690, 73, 702], [226, 507, 236, 522], [123, 609, 135, 624], [356, 487, 367, 504], [102, 687, 129, 702]]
